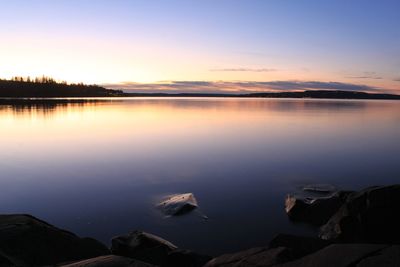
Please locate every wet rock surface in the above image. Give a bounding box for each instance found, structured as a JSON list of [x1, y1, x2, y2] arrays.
[[0, 214, 109, 267], [157, 193, 199, 216]]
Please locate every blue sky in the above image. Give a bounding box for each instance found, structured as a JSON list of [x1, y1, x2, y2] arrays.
[[1, 0, 399, 93]]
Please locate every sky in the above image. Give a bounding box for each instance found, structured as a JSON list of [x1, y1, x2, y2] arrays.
[[0, 0, 399, 93]]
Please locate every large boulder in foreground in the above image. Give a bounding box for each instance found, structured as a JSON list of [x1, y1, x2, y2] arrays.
[[320, 185, 400, 243], [356, 245, 400, 267], [60, 255, 157, 267], [0, 254, 14, 267], [203, 234, 332, 267], [285, 186, 352, 226], [203, 246, 291, 267], [274, 244, 396, 267], [111, 231, 177, 266], [268, 234, 331, 260], [0, 214, 109, 266], [163, 249, 211, 267]]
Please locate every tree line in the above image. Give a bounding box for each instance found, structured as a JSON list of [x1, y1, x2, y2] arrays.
[[0, 76, 125, 97], [6, 75, 88, 86]]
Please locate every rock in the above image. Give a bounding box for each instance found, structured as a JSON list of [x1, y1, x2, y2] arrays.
[[268, 234, 331, 260], [302, 184, 337, 194], [357, 245, 400, 267], [285, 190, 351, 226], [111, 231, 177, 266], [0, 214, 109, 267], [157, 193, 199, 217], [0, 255, 14, 267], [59, 255, 157, 267], [274, 244, 389, 267], [319, 185, 400, 243], [203, 246, 291, 267], [163, 249, 211, 267]]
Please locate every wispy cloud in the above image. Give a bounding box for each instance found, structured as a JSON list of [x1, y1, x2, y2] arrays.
[[210, 68, 277, 72], [394, 78, 400, 82], [103, 80, 382, 94], [346, 71, 382, 80]]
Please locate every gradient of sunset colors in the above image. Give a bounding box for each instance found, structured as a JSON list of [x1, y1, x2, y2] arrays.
[[0, 0, 399, 93]]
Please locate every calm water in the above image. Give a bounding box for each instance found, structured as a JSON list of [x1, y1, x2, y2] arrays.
[[1, 98, 400, 255]]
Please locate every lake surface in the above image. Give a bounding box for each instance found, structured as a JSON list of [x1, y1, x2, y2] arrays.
[[1, 97, 400, 255]]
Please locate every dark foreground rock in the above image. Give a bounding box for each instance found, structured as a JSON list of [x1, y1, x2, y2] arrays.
[[320, 185, 400, 243], [163, 249, 211, 267], [268, 234, 331, 260], [0, 254, 14, 267], [203, 240, 400, 267], [59, 255, 157, 267], [0, 214, 109, 266], [203, 246, 291, 267], [274, 244, 399, 267], [111, 231, 177, 266], [111, 231, 210, 267], [285, 190, 352, 226], [203, 234, 331, 267]]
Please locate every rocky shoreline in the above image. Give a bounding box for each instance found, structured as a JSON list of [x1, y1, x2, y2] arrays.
[[1, 185, 399, 267]]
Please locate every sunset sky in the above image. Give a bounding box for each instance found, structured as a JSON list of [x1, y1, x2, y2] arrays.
[[1, 0, 399, 93]]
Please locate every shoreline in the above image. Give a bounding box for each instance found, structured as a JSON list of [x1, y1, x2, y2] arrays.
[[1, 184, 399, 266]]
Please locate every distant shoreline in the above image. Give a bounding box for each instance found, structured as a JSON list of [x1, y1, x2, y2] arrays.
[[123, 90, 400, 100], [1, 90, 400, 101], [1, 79, 399, 100]]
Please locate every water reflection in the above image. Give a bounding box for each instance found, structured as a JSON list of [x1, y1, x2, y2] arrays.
[[0, 98, 399, 255], [1, 97, 395, 117], [0, 99, 113, 117]]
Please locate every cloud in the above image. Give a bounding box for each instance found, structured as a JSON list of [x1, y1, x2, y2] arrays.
[[210, 68, 277, 72], [346, 71, 382, 79], [103, 80, 381, 94], [394, 78, 400, 82]]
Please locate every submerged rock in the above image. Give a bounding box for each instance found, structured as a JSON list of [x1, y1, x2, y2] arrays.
[[302, 184, 337, 194], [59, 255, 157, 267], [320, 185, 400, 243], [111, 230, 177, 266], [0, 214, 109, 267], [157, 193, 199, 216]]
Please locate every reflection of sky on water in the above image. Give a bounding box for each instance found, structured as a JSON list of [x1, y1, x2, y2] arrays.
[[0, 98, 399, 255]]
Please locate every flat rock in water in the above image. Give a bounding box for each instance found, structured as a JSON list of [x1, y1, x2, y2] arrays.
[[111, 230, 177, 266], [59, 255, 157, 267], [302, 184, 337, 194], [157, 193, 198, 216], [0, 214, 109, 267]]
